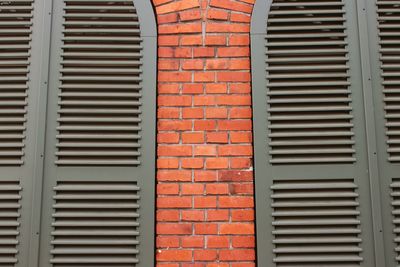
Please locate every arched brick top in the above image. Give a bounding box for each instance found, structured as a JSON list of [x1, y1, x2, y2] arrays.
[[152, 0, 256, 266]]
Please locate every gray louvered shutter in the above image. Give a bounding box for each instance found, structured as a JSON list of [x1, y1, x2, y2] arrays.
[[364, 0, 400, 266], [38, 0, 156, 266], [251, 0, 377, 266], [0, 0, 49, 266]]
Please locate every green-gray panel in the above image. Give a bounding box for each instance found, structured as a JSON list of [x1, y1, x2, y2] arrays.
[[251, 0, 380, 266], [0, 0, 50, 266], [38, 0, 156, 266], [365, 0, 400, 266]]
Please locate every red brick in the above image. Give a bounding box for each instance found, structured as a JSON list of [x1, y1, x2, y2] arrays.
[[156, 0, 200, 14], [193, 47, 215, 57], [217, 71, 250, 82], [206, 158, 229, 169], [207, 8, 229, 20], [183, 108, 204, 119], [230, 132, 252, 143], [159, 71, 192, 82], [194, 196, 217, 208], [205, 83, 227, 94], [157, 223, 193, 235], [182, 210, 205, 222], [194, 145, 217, 156], [158, 170, 192, 182], [205, 107, 228, 119], [158, 146, 192, 156], [229, 34, 250, 46], [158, 108, 180, 119], [182, 236, 204, 248], [205, 35, 227, 46], [220, 223, 254, 235], [194, 223, 218, 234], [207, 236, 229, 248], [194, 170, 218, 182], [194, 96, 216, 106], [194, 72, 215, 82], [182, 132, 205, 144], [181, 35, 203, 45], [210, 0, 253, 13], [159, 36, 179, 46], [216, 95, 251, 106], [157, 236, 180, 248], [219, 249, 255, 261], [182, 59, 204, 70], [194, 120, 217, 131], [182, 184, 205, 195], [232, 210, 254, 222], [183, 84, 204, 94], [207, 209, 229, 221], [206, 59, 229, 70], [219, 170, 253, 182], [157, 249, 193, 261], [217, 47, 249, 57], [218, 145, 253, 156], [179, 9, 202, 21], [158, 121, 192, 131], [205, 183, 229, 194], [157, 183, 180, 195], [194, 250, 218, 261], [182, 158, 204, 169], [157, 210, 180, 221], [158, 132, 180, 144], [158, 158, 180, 169], [206, 132, 229, 143], [219, 197, 254, 208], [159, 95, 192, 106]]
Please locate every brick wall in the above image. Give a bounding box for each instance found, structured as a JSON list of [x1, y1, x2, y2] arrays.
[[153, 0, 256, 266]]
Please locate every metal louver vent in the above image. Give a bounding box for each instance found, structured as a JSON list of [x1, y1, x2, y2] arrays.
[[0, 0, 34, 165], [377, 1, 400, 162], [391, 178, 400, 265], [50, 181, 140, 266], [57, 0, 143, 166], [0, 181, 21, 266], [266, 0, 356, 164], [271, 179, 363, 266]]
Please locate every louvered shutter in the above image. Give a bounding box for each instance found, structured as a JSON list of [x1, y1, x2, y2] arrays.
[[0, 0, 50, 266], [38, 0, 156, 266], [364, 1, 400, 266], [251, 0, 377, 266]]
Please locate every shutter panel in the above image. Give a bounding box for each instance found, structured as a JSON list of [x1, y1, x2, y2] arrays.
[[375, 0, 400, 162], [0, 0, 51, 265], [265, 0, 355, 164], [38, 0, 156, 266], [0, 0, 33, 166], [50, 181, 141, 265], [56, 0, 143, 166], [251, 0, 377, 266], [364, 1, 400, 266]]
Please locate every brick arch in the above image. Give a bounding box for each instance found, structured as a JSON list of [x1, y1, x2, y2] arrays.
[[152, 0, 256, 266]]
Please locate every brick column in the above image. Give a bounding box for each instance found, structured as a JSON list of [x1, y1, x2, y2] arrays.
[[153, 1, 256, 266]]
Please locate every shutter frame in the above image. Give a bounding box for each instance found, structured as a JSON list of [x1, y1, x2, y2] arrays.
[[364, 0, 400, 266], [38, 0, 157, 266], [251, 1, 379, 266]]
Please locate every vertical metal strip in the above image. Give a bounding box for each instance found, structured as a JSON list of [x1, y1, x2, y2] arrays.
[[27, 0, 53, 265], [355, 0, 386, 265]]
